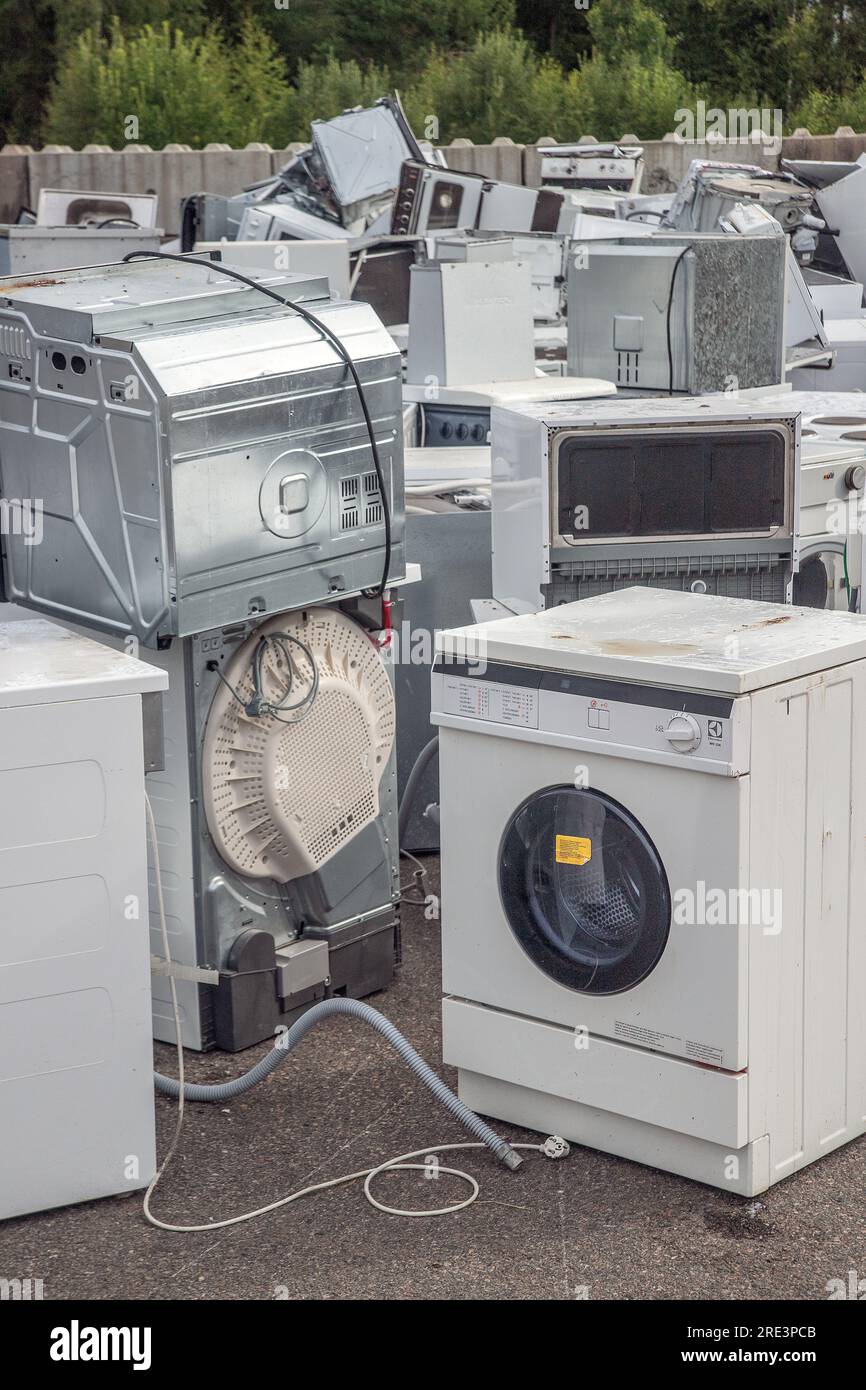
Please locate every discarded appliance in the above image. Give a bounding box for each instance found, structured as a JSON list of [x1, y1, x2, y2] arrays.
[[405, 377, 616, 451], [801, 268, 864, 319], [349, 234, 427, 327], [797, 436, 866, 609], [0, 256, 407, 1050], [700, 385, 866, 612], [195, 237, 352, 298], [815, 155, 866, 287], [181, 190, 253, 247], [35, 188, 159, 228], [404, 235, 615, 445], [695, 202, 832, 372], [237, 201, 358, 243], [537, 143, 644, 196], [392, 160, 574, 238], [791, 318, 866, 391], [301, 97, 426, 230], [0, 224, 163, 276], [663, 160, 823, 261], [182, 97, 426, 250], [490, 396, 799, 613], [406, 242, 535, 387], [397, 446, 493, 854], [771, 387, 866, 441], [567, 233, 788, 394], [0, 258, 405, 640], [0, 619, 165, 1219], [434, 587, 866, 1195], [127, 600, 401, 1053], [210, 216, 425, 330], [781, 158, 863, 189], [431, 229, 570, 325], [0, 186, 163, 275]]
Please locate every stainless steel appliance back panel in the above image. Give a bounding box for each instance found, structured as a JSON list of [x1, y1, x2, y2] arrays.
[[567, 235, 787, 393], [0, 260, 405, 645]]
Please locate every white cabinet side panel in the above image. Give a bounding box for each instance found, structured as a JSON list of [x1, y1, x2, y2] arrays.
[[748, 659, 866, 1181], [0, 694, 155, 1219], [491, 411, 548, 611]]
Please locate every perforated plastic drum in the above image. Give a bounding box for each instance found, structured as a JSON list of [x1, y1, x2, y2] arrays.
[[202, 608, 395, 883]]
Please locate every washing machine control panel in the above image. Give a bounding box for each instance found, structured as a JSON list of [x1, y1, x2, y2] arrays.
[[433, 661, 743, 771]]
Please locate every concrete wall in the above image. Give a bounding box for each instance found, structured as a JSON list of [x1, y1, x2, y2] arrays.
[[0, 143, 303, 231], [1, 130, 863, 235]]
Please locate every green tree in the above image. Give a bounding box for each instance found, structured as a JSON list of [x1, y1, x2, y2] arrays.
[[790, 79, 866, 135], [645, 0, 846, 110], [329, 0, 515, 77], [589, 0, 673, 62], [225, 16, 294, 147], [251, 0, 516, 85], [780, 1, 866, 111], [0, 0, 208, 146], [290, 54, 395, 139], [562, 0, 696, 140], [514, 0, 592, 71], [403, 29, 570, 143], [42, 20, 238, 148], [565, 54, 696, 140]]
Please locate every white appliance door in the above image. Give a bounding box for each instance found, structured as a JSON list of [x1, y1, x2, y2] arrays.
[[440, 728, 749, 1070]]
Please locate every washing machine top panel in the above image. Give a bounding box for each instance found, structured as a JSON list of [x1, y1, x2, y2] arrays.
[[438, 587, 866, 694], [0, 618, 168, 706]]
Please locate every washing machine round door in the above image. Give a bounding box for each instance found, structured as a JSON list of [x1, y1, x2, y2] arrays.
[[499, 785, 670, 995]]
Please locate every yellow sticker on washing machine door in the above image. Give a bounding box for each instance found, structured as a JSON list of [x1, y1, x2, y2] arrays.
[[555, 834, 591, 866]]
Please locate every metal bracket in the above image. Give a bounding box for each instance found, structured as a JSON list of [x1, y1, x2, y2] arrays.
[[150, 955, 220, 986]]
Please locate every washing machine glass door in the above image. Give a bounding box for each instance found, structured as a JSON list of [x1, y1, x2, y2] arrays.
[[499, 785, 670, 995]]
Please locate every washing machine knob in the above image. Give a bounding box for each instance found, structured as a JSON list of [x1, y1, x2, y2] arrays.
[[664, 713, 701, 753]]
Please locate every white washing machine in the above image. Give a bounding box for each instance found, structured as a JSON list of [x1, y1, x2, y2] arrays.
[[432, 588, 866, 1195]]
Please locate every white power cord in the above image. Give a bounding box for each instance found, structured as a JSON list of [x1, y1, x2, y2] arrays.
[[142, 792, 569, 1234], [142, 792, 186, 1231]]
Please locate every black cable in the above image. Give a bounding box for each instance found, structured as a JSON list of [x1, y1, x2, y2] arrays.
[[665, 246, 691, 395], [122, 249, 392, 595]]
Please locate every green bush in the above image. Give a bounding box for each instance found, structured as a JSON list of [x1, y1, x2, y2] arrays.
[[42, 17, 293, 149], [566, 54, 698, 141], [397, 2, 696, 148], [43, 21, 235, 147], [401, 29, 570, 144], [790, 82, 866, 135], [40, 1, 795, 152], [564, 0, 697, 141], [587, 0, 672, 64]]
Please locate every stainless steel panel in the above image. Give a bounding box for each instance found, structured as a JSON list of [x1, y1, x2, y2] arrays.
[[0, 260, 406, 644]]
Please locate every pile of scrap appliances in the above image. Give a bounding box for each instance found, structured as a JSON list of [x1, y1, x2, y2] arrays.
[[3, 93, 866, 1240]]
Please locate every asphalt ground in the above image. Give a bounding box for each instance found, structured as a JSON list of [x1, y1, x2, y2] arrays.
[[2, 858, 864, 1302]]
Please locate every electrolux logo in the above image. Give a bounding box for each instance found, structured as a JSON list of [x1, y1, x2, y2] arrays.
[[49, 1321, 152, 1371]]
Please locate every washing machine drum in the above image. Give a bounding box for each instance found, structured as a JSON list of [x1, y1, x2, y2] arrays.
[[499, 786, 670, 995]]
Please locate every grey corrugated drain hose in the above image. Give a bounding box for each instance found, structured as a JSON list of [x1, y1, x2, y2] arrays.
[[153, 996, 522, 1170], [398, 734, 439, 840]]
